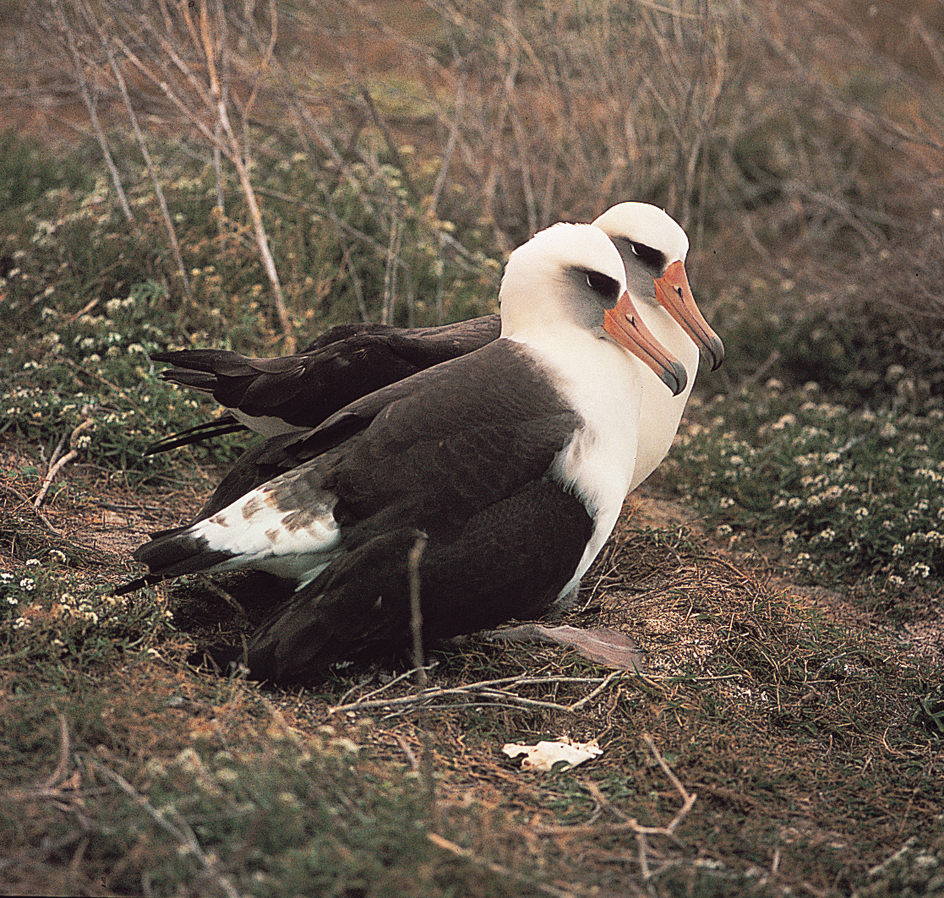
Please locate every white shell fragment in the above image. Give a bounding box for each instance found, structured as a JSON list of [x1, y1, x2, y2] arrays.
[[502, 737, 603, 772]]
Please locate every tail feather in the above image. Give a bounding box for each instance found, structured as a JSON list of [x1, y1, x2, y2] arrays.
[[114, 537, 233, 595], [133, 529, 234, 580], [151, 348, 253, 377], [145, 417, 248, 454]]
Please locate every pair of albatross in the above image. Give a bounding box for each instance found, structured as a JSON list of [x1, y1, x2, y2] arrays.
[[129, 203, 723, 682]]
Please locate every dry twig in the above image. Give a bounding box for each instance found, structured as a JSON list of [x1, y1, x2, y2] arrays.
[[80, 0, 192, 303], [51, 0, 134, 224], [408, 534, 428, 689], [5, 714, 93, 838], [191, 0, 294, 350], [533, 734, 696, 881], [1, 480, 61, 535], [427, 832, 578, 898], [34, 415, 96, 511], [329, 671, 624, 718]]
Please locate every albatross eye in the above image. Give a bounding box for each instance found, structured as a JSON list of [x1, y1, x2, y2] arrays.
[[585, 270, 620, 304], [628, 241, 667, 270]]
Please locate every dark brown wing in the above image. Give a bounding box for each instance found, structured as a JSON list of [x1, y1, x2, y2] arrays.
[[148, 315, 501, 451]]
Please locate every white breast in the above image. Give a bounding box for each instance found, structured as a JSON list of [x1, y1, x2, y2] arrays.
[[510, 328, 644, 600], [630, 306, 699, 491]]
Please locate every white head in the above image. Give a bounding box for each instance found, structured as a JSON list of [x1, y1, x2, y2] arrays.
[[593, 202, 724, 371], [592, 202, 688, 307], [499, 222, 686, 396]]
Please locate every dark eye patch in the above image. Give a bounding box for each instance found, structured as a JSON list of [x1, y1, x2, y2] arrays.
[[583, 270, 621, 305], [612, 236, 666, 273], [629, 241, 667, 271]]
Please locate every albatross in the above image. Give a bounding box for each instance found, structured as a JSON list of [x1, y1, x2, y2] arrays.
[[146, 203, 722, 496], [127, 223, 685, 681]]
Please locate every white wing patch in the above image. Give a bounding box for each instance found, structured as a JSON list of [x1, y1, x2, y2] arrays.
[[190, 480, 340, 588], [229, 408, 310, 439]]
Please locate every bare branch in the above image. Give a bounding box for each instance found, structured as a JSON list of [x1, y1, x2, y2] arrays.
[[328, 671, 624, 717], [408, 534, 428, 690], [51, 0, 135, 224], [94, 762, 243, 898], [80, 0, 192, 303]]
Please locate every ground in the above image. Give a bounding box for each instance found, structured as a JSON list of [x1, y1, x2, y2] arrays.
[[2, 432, 942, 897]]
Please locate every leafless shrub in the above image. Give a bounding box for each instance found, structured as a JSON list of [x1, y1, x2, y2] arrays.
[[26, 0, 944, 364]]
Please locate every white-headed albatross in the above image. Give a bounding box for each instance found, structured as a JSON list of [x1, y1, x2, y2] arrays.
[[128, 223, 685, 681], [591, 202, 723, 489]]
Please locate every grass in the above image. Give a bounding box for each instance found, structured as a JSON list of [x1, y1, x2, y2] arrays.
[[2, 0, 944, 895]]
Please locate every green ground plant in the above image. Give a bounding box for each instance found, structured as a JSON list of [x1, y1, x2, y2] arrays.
[[667, 381, 944, 598], [0, 132, 499, 480]]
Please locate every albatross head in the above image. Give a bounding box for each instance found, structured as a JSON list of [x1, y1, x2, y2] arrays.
[[498, 222, 687, 396], [593, 202, 725, 371]]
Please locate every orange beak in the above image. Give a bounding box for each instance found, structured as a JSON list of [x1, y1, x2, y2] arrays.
[[653, 260, 725, 371], [604, 291, 687, 396]]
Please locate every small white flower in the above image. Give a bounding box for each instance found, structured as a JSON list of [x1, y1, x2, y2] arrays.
[[908, 562, 930, 579], [854, 507, 869, 520], [19, 578, 35, 591], [879, 422, 898, 439], [885, 364, 906, 382], [25, 558, 40, 567]]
